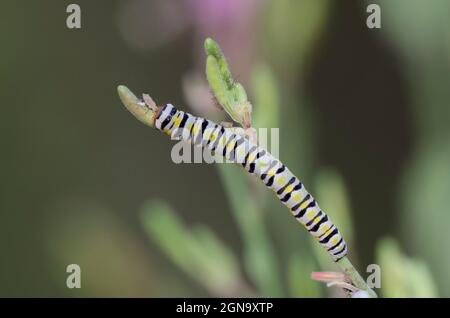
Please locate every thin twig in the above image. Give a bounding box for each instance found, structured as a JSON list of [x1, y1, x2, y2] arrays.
[[337, 256, 377, 298]]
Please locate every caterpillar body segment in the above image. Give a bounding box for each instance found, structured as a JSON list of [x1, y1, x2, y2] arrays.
[[155, 104, 348, 261]]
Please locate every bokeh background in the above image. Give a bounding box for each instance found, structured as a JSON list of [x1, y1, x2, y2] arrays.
[[1, 0, 449, 297]]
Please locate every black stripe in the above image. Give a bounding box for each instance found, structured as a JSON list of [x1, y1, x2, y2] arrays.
[[308, 214, 328, 232], [276, 177, 296, 195], [201, 120, 212, 146], [167, 113, 179, 131], [257, 150, 266, 159], [219, 127, 225, 137], [294, 199, 316, 219], [332, 243, 347, 256], [298, 199, 316, 217], [194, 118, 207, 144], [242, 150, 250, 167], [179, 113, 188, 129], [249, 151, 266, 173], [223, 134, 236, 157], [206, 125, 219, 145], [327, 237, 343, 252], [160, 113, 173, 131], [242, 146, 257, 167], [201, 119, 208, 135], [210, 127, 225, 151], [306, 211, 323, 227], [319, 225, 335, 239], [276, 165, 285, 174], [280, 192, 291, 202], [319, 228, 338, 244], [260, 160, 278, 180], [229, 136, 244, 162], [247, 146, 259, 165], [161, 106, 177, 131], [155, 104, 169, 122], [188, 118, 196, 140], [236, 137, 245, 147], [291, 194, 310, 212], [266, 175, 275, 187]]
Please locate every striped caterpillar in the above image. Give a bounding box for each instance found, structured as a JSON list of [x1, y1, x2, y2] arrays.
[[154, 103, 348, 261]]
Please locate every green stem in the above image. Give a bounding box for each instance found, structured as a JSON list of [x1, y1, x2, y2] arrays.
[[337, 256, 378, 298], [117, 85, 156, 127]]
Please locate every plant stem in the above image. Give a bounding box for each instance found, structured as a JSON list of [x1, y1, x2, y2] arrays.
[[337, 256, 377, 298], [117, 85, 156, 127]]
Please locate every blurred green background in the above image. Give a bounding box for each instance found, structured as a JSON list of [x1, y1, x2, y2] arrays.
[[1, 0, 449, 297]]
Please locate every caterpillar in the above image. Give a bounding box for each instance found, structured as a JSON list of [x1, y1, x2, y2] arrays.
[[153, 103, 348, 261]]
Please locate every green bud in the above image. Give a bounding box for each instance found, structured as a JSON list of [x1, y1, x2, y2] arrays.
[[204, 37, 252, 129]]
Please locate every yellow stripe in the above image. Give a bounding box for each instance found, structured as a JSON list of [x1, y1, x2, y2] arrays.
[[299, 197, 311, 210], [248, 151, 257, 163], [331, 236, 340, 246], [292, 192, 302, 202], [306, 209, 316, 219], [322, 226, 335, 238], [192, 121, 201, 136], [227, 139, 236, 151], [219, 134, 228, 147], [310, 215, 322, 227], [285, 184, 294, 194], [317, 224, 331, 236], [276, 176, 286, 186], [173, 114, 183, 128], [267, 167, 277, 177]]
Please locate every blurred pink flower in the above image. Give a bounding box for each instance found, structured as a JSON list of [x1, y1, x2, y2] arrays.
[[186, 0, 263, 31], [185, 0, 266, 105]]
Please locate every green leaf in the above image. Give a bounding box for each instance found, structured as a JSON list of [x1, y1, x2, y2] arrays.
[[314, 169, 353, 243], [140, 200, 247, 296], [204, 37, 252, 128], [287, 253, 322, 297], [206, 55, 232, 110], [377, 237, 438, 297], [204, 38, 234, 89], [251, 64, 280, 129], [217, 164, 284, 296]]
